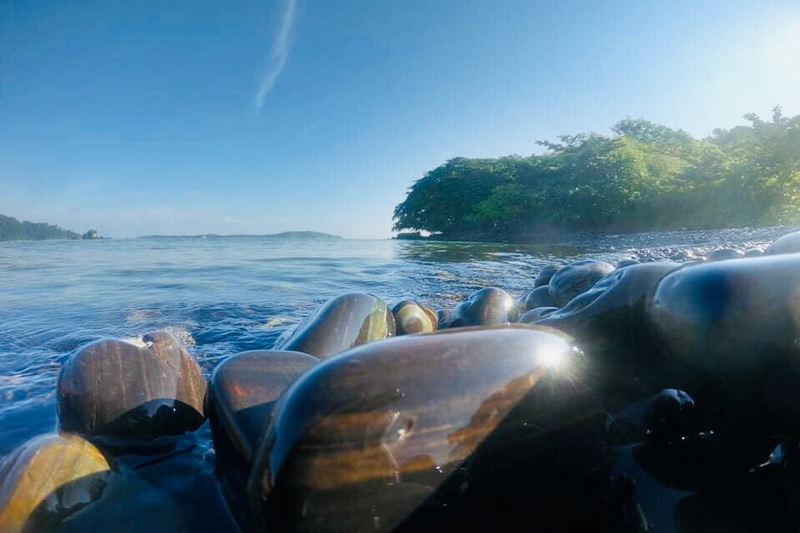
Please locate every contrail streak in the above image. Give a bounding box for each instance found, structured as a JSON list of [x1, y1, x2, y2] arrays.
[[253, 0, 297, 112]]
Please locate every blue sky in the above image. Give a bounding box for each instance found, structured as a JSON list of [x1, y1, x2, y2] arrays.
[[1, 0, 798, 238]]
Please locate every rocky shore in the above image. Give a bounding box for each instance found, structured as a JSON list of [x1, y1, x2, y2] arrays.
[[4, 230, 800, 531]]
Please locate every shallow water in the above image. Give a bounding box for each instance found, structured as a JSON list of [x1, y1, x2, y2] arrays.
[[0, 228, 793, 461]]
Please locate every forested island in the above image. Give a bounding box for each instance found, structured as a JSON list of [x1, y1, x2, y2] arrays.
[[138, 231, 342, 240], [0, 215, 89, 241], [393, 107, 800, 242]]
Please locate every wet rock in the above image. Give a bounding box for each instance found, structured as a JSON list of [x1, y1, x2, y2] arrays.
[[534, 264, 559, 287], [391, 300, 438, 335], [248, 325, 587, 532], [0, 433, 112, 532], [517, 285, 556, 311], [518, 306, 558, 322], [548, 260, 615, 307], [766, 230, 800, 255], [648, 254, 800, 440], [57, 331, 207, 440], [276, 293, 395, 358], [208, 350, 319, 463], [447, 287, 517, 328], [537, 262, 679, 395], [707, 248, 744, 261]]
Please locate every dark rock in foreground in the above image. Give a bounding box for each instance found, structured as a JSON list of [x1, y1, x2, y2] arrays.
[[248, 325, 588, 532], [57, 331, 207, 441]]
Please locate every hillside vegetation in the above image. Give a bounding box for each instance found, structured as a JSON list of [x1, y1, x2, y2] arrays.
[[0, 215, 81, 241], [393, 107, 800, 241]]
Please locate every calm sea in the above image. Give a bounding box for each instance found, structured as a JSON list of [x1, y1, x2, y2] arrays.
[[0, 228, 792, 460]]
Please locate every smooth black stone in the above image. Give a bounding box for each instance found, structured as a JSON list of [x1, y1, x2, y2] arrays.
[[447, 287, 517, 328], [766, 230, 800, 255], [648, 254, 800, 436], [534, 264, 559, 288], [642, 389, 696, 443], [517, 285, 556, 311], [548, 260, 615, 307], [275, 293, 395, 359], [537, 262, 679, 396], [518, 306, 558, 322]]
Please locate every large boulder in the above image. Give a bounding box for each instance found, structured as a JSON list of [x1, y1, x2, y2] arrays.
[[57, 331, 207, 440], [275, 293, 395, 358], [247, 325, 597, 532], [648, 254, 800, 462]]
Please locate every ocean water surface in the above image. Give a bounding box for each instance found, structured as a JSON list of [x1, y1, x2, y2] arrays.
[[0, 228, 792, 461]]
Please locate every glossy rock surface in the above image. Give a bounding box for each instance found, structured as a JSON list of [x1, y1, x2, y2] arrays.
[[548, 260, 615, 307], [248, 325, 585, 532], [446, 287, 517, 328], [391, 300, 438, 335], [0, 433, 112, 532], [538, 262, 679, 377], [57, 331, 207, 440], [276, 293, 395, 358], [649, 254, 800, 432], [208, 350, 319, 463]]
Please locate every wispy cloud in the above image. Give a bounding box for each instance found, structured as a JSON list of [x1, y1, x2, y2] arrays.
[[253, 0, 298, 112]]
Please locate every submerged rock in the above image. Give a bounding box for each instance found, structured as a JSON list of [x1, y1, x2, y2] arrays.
[[548, 260, 615, 307], [57, 331, 207, 441], [391, 300, 438, 335], [0, 433, 112, 532], [247, 325, 586, 532], [447, 287, 517, 328], [276, 293, 395, 358]]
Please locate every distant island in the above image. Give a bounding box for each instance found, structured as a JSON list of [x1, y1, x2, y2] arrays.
[[393, 107, 800, 243], [138, 231, 342, 240], [0, 214, 101, 241]]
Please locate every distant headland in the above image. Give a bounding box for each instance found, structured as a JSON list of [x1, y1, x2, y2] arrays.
[[0, 214, 101, 241], [137, 231, 342, 240]]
